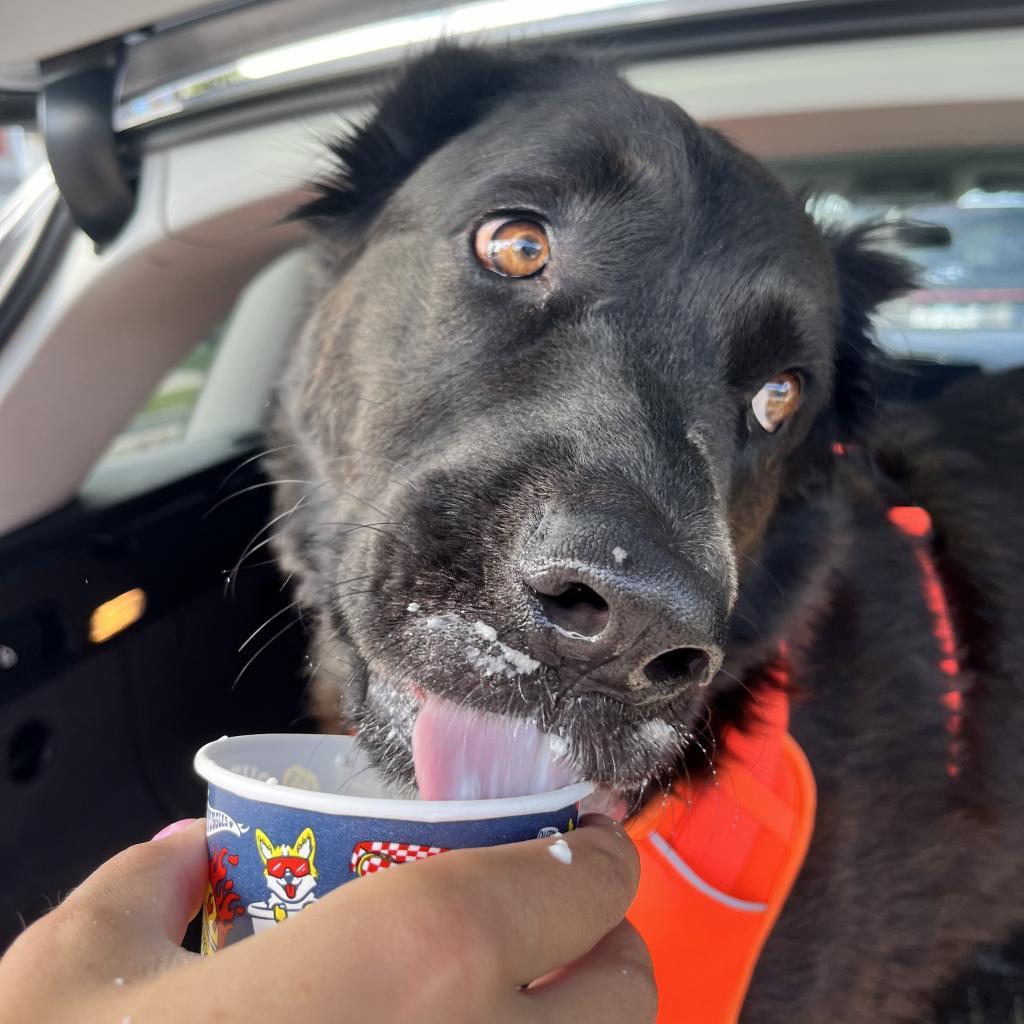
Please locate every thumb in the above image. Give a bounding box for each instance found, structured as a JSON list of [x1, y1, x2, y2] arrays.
[[65, 818, 209, 951]]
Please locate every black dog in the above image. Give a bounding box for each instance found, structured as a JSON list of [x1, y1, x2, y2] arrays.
[[268, 47, 1024, 1020]]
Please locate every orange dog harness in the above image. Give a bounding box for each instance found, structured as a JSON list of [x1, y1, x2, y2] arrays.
[[626, 675, 814, 1023], [626, 504, 961, 1022]]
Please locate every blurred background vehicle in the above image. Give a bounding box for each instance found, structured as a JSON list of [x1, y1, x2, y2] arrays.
[[1, 1, 1022, 1016]]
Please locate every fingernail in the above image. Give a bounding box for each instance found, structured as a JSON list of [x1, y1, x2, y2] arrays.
[[580, 791, 629, 822], [151, 819, 196, 841], [578, 812, 619, 829], [580, 799, 629, 825]]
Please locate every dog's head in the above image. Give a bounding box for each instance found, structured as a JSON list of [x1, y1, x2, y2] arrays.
[[271, 47, 911, 805]]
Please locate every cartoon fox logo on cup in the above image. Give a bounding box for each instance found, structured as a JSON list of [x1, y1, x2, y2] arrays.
[[249, 827, 319, 925]]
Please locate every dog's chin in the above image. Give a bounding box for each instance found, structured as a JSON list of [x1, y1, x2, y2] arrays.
[[350, 664, 702, 812]]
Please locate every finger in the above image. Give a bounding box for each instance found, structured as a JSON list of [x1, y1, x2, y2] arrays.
[[523, 919, 658, 1023], [64, 819, 208, 953], [0, 820, 208, 1009], [362, 813, 641, 987]]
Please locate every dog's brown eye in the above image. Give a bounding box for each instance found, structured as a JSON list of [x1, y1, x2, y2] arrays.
[[751, 373, 801, 433], [474, 218, 549, 278]]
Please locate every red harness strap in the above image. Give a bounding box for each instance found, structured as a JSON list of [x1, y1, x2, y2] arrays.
[[627, 502, 964, 1022], [887, 505, 965, 777]]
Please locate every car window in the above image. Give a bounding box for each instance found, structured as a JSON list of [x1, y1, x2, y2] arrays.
[[772, 148, 1024, 372], [0, 126, 46, 208], [0, 126, 57, 315], [92, 248, 307, 469], [100, 325, 226, 459]]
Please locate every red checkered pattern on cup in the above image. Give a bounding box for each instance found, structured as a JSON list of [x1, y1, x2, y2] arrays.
[[350, 840, 448, 876]]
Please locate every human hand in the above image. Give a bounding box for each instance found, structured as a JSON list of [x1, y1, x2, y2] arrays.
[[0, 815, 655, 1023]]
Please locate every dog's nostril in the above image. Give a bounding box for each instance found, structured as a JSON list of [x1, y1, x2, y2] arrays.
[[535, 582, 610, 638], [643, 647, 711, 690]]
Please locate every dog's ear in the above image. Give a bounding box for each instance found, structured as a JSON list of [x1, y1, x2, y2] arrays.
[[828, 226, 916, 439], [295, 46, 525, 234]]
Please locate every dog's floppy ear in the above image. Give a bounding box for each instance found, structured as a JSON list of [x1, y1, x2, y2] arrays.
[[828, 226, 916, 439], [295, 46, 524, 232]]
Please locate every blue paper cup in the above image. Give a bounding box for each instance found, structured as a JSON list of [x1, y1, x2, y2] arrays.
[[194, 733, 592, 953]]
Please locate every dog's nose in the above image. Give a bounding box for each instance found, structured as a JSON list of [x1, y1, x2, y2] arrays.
[[521, 516, 724, 699]]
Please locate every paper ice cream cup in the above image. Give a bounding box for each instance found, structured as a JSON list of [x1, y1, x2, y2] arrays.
[[194, 733, 592, 953]]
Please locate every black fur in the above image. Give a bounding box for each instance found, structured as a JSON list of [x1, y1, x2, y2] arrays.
[[269, 46, 1024, 1020]]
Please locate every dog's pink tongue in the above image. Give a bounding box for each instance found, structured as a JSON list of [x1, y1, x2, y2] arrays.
[[412, 695, 577, 800]]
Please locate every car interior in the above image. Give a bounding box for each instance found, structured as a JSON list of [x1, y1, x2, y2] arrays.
[[1, 0, 1022, 1014]]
